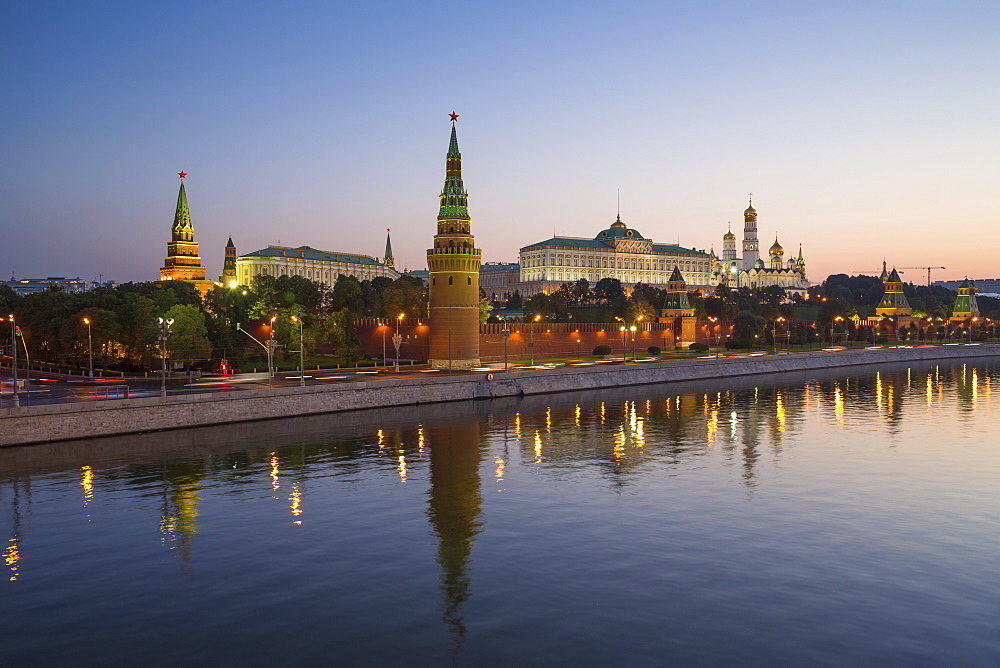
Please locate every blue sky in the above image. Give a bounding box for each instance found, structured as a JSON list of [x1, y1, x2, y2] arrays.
[[3, 1, 998, 284]]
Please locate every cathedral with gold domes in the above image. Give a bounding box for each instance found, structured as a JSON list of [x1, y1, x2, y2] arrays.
[[711, 198, 809, 294]]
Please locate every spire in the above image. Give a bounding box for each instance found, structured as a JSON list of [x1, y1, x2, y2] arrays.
[[226, 235, 235, 248], [173, 180, 191, 232], [384, 228, 395, 269], [439, 117, 469, 221]]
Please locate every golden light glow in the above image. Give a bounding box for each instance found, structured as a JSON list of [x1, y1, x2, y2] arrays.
[[574, 404, 581, 427], [834, 383, 845, 426], [228, 280, 239, 288], [600, 402, 606, 424], [4, 537, 20, 582], [377, 429, 385, 447], [514, 413, 521, 437], [775, 392, 786, 434], [614, 428, 624, 460], [417, 426, 425, 454], [534, 430, 543, 463], [290, 482, 303, 523], [494, 456, 505, 482], [397, 454, 408, 482], [270, 453, 280, 491], [81, 466, 94, 505], [545, 407, 552, 433]]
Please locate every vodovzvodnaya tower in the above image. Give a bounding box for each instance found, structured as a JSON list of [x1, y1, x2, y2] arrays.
[[427, 114, 482, 369]]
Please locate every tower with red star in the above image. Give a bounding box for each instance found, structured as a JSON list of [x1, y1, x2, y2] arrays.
[[159, 173, 215, 295], [427, 114, 482, 369]]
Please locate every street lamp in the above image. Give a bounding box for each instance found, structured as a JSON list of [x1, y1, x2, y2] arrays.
[[502, 328, 510, 372], [83, 317, 94, 377], [834, 316, 844, 346], [393, 313, 404, 372], [157, 317, 174, 398], [237, 323, 275, 387], [708, 316, 719, 358], [291, 315, 305, 386], [530, 314, 541, 366], [3, 315, 18, 407], [619, 326, 627, 364], [774, 316, 785, 352], [970, 316, 978, 344], [629, 325, 637, 360]]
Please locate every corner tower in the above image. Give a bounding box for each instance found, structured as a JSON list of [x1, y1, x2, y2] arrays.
[[159, 172, 214, 296], [384, 229, 395, 270], [427, 114, 482, 369], [220, 236, 237, 286]]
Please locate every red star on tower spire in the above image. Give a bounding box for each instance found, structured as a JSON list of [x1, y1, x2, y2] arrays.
[[449, 112, 459, 122], [177, 171, 187, 179]]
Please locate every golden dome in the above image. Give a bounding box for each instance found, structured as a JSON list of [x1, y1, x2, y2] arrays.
[[610, 214, 626, 229], [723, 230, 736, 240], [769, 236, 784, 256]]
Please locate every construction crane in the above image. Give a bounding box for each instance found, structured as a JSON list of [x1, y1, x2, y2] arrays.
[[899, 266, 945, 286], [851, 269, 903, 277]]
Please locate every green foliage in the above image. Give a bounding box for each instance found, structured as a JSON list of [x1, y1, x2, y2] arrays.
[[330, 275, 364, 313], [689, 342, 708, 352], [325, 308, 360, 362], [592, 344, 612, 356], [382, 278, 427, 319], [165, 304, 212, 367], [479, 295, 493, 324], [646, 346, 661, 355]]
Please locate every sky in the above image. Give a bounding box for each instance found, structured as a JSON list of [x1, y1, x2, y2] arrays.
[[3, 0, 999, 285]]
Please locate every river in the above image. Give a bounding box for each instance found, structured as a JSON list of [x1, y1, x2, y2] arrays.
[[2, 358, 998, 666]]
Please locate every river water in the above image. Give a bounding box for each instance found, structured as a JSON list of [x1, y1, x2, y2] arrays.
[[2, 359, 999, 666]]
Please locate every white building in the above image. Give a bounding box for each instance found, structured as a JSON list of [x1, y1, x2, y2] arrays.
[[235, 245, 398, 287]]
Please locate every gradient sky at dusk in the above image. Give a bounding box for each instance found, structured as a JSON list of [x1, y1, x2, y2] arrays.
[[3, 1, 999, 285]]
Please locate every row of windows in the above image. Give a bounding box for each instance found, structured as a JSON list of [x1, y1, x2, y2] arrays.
[[431, 276, 473, 286], [524, 254, 709, 272]]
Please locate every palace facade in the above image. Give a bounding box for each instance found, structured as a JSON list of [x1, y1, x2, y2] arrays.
[[517, 215, 713, 294], [235, 244, 398, 287]]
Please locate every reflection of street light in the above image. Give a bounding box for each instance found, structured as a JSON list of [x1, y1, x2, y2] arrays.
[[393, 313, 404, 372], [83, 317, 93, 377], [157, 317, 174, 398], [291, 315, 305, 386]]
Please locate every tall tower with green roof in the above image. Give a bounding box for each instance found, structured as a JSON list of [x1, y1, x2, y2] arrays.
[[658, 266, 697, 348], [952, 278, 980, 319], [384, 229, 395, 270], [159, 173, 214, 296], [427, 114, 482, 369], [220, 236, 237, 286]]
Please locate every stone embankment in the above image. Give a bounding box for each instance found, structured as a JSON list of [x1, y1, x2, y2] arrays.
[[1, 345, 997, 447]]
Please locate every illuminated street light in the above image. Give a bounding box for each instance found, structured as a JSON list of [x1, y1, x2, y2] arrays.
[[291, 315, 305, 387], [620, 326, 627, 364], [83, 317, 94, 377], [393, 313, 404, 372], [2, 315, 18, 407], [157, 317, 174, 398]]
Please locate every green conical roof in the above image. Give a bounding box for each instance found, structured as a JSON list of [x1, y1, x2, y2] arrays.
[[887, 268, 902, 282], [172, 181, 192, 231], [384, 229, 394, 267], [226, 235, 235, 248], [439, 123, 469, 220], [669, 266, 683, 282], [447, 125, 461, 158]]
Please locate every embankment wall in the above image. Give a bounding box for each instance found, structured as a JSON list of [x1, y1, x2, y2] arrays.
[[1, 345, 997, 447]]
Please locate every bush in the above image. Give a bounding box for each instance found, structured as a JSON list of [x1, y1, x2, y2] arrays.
[[689, 342, 708, 352], [592, 344, 612, 356], [646, 346, 661, 355]]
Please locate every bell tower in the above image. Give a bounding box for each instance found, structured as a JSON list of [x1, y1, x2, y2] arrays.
[[741, 195, 759, 271], [427, 113, 482, 369]]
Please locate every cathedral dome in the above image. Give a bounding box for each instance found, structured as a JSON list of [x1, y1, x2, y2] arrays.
[[744, 203, 757, 219], [769, 236, 784, 257], [723, 230, 736, 240]]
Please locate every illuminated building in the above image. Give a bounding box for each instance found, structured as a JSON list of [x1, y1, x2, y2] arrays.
[[427, 114, 481, 369], [518, 214, 713, 293], [876, 268, 913, 317], [235, 245, 398, 287], [712, 198, 809, 293], [951, 278, 980, 319], [158, 173, 215, 296]]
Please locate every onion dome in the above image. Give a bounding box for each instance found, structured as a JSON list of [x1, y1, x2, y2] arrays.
[[744, 197, 757, 219], [769, 236, 784, 257], [723, 222, 736, 240]]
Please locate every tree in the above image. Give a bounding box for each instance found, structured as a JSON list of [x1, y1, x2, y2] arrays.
[[324, 308, 360, 362], [75, 307, 121, 368], [382, 278, 427, 319], [479, 295, 493, 324], [594, 278, 624, 305], [572, 278, 591, 305], [331, 275, 364, 313], [165, 304, 212, 368], [116, 293, 157, 365]]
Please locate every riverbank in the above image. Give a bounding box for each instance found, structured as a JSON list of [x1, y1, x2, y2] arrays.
[[2, 344, 997, 447]]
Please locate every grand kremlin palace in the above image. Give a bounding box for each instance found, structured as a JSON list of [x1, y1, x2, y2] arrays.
[[235, 245, 399, 287], [515, 215, 713, 295]]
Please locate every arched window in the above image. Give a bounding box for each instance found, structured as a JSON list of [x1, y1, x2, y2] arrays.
[[467, 276, 472, 285], [448, 276, 453, 285], [432, 277, 436, 285]]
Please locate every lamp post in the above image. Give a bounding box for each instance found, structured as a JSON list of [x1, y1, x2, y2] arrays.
[[237, 323, 275, 387], [291, 315, 305, 386], [157, 317, 174, 398], [629, 325, 637, 360], [774, 316, 785, 352], [502, 328, 510, 372], [83, 317, 94, 377], [619, 326, 627, 364], [393, 313, 404, 372], [530, 314, 541, 366], [834, 316, 844, 346], [708, 316, 719, 358], [3, 316, 17, 407], [970, 316, 978, 344], [576, 338, 581, 361]]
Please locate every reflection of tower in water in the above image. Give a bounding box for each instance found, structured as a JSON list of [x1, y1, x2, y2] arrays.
[[425, 422, 483, 645], [158, 460, 204, 566]]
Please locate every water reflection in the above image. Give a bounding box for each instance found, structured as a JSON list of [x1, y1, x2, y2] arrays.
[[1, 358, 999, 664]]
